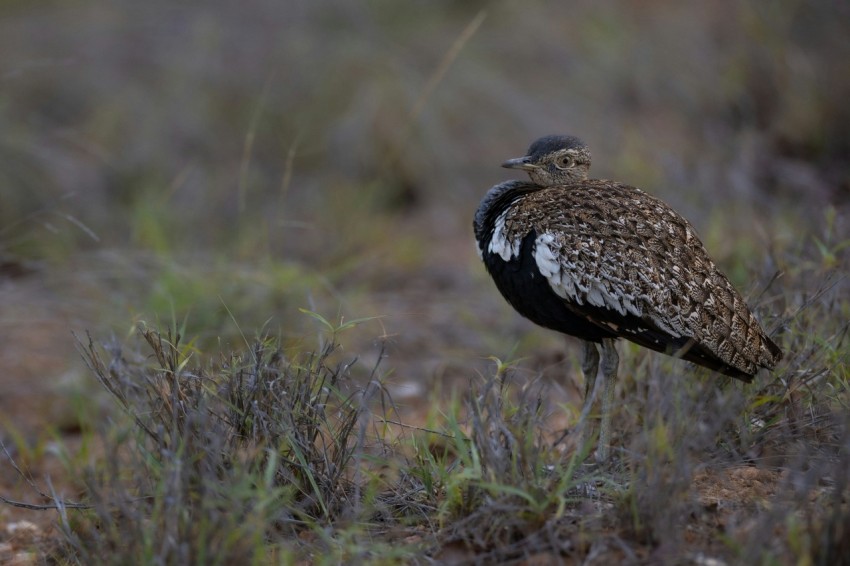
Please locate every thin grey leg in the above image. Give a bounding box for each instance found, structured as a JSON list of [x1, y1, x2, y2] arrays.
[[581, 340, 599, 397], [596, 338, 619, 462], [579, 340, 600, 451]]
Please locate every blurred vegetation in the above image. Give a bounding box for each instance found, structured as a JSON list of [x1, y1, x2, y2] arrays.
[[2, 1, 848, 250], [1, 0, 849, 563], [0, 0, 847, 349]]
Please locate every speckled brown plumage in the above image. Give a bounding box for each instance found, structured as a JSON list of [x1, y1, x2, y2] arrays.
[[474, 135, 782, 380], [507, 179, 781, 377]]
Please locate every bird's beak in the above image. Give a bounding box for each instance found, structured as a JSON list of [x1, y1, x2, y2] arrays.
[[501, 156, 538, 170]]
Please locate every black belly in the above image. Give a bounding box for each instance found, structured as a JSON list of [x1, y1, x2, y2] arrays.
[[483, 231, 615, 342]]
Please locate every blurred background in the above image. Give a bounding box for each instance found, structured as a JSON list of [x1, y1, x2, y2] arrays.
[[1, 0, 848, 432]]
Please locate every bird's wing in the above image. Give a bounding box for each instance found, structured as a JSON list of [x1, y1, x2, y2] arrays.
[[559, 298, 756, 379], [520, 181, 780, 377]]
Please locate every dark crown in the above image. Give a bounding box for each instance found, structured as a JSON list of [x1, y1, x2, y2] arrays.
[[526, 135, 587, 161]]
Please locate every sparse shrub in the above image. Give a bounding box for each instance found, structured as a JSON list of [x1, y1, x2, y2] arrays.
[[63, 325, 396, 564]]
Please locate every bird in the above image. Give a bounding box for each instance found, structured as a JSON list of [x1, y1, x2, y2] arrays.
[[473, 135, 783, 461]]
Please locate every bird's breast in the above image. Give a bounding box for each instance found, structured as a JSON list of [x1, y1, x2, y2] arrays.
[[480, 230, 615, 342]]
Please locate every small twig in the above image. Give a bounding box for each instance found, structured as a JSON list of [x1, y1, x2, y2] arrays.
[[382, 9, 487, 172], [72, 330, 164, 445], [772, 273, 844, 336], [0, 493, 90, 511], [407, 10, 486, 125], [1, 437, 42, 494], [378, 418, 459, 440], [753, 269, 783, 304], [0, 438, 91, 510]]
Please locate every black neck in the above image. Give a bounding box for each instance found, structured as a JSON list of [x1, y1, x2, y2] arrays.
[[473, 180, 538, 244]]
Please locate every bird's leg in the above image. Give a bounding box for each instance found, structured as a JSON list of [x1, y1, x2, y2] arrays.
[[581, 340, 600, 398], [579, 340, 600, 452], [596, 338, 619, 462]]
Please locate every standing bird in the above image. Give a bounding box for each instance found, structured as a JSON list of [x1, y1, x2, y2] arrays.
[[473, 135, 782, 461]]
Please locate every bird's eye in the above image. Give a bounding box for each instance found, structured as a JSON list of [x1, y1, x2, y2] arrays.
[[554, 155, 574, 170]]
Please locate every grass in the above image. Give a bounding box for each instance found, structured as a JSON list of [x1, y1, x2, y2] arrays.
[[48, 324, 595, 563], [4, 282, 845, 564], [64, 324, 406, 563]]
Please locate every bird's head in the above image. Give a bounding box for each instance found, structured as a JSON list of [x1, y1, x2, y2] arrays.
[[501, 135, 591, 186]]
